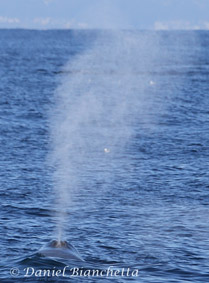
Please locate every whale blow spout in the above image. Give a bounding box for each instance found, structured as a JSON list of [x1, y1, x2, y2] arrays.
[[38, 240, 84, 262]]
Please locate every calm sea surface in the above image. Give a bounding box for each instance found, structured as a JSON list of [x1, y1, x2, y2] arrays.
[[0, 30, 209, 282]]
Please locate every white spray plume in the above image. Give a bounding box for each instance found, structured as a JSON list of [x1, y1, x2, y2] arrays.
[[48, 30, 160, 239]]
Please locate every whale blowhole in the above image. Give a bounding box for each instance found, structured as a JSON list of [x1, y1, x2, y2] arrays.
[[50, 240, 69, 248]]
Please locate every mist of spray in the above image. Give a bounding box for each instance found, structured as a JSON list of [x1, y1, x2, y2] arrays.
[[48, 30, 160, 240]]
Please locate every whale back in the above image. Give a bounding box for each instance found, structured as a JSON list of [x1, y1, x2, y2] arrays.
[[38, 240, 84, 261]]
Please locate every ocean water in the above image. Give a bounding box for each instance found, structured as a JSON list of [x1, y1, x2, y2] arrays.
[[0, 29, 209, 282]]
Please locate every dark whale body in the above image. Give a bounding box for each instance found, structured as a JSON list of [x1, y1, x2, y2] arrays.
[[38, 240, 84, 261]]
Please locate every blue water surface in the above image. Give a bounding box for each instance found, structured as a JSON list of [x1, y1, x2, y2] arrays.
[[0, 30, 209, 282]]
